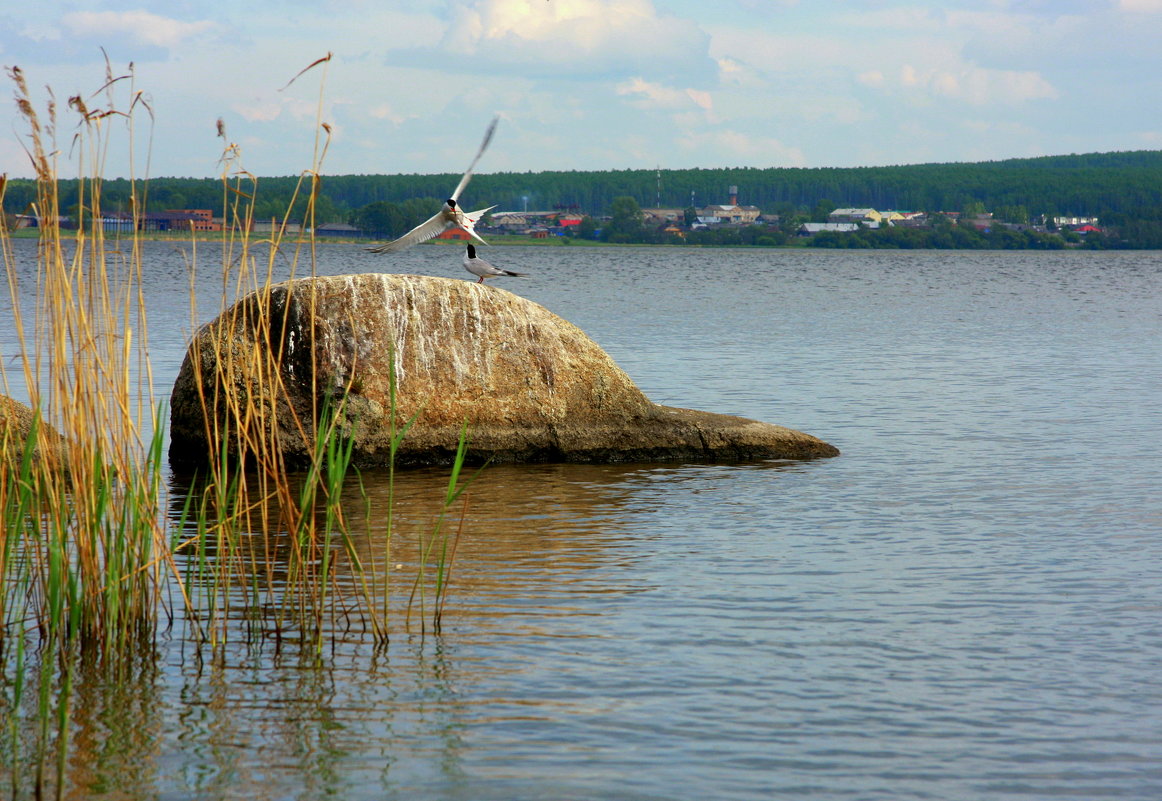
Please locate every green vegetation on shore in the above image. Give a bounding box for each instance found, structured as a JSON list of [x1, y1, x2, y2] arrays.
[[5, 150, 1162, 248]]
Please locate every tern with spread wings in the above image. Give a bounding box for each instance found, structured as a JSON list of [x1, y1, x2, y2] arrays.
[[367, 115, 499, 254]]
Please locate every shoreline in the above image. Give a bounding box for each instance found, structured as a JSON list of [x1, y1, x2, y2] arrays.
[[3, 229, 1132, 250]]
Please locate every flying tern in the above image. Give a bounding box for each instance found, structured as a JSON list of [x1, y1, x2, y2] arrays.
[[462, 244, 527, 283], [368, 115, 499, 254]]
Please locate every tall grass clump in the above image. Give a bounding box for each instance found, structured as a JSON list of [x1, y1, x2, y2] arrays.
[[1, 63, 174, 656], [0, 55, 483, 795], [2, 48, 488, 797], [0, 61, 181, 799], [2, 56, 480, 652], [406, 423, 483, 634], [167, 54, 390, 650], [171, 53, 480, 649]]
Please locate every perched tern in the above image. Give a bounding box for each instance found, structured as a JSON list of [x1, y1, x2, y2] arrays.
[[463, 245, 527, 283], [367, 115, 499, 254]]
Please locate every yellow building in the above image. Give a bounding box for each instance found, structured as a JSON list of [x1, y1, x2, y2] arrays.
[[829, 208, 883, 224]]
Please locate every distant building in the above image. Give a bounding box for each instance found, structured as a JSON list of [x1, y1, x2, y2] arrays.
[[799, 222, 861, 235], [695, 186, 761, 225], [99, 209, 219, 233], [893, 212, 928, 228], [253, 219, 302, 234], [698, 204, 761, 224], [99, 214, 135, 233], [964, 213, 994, 232], [642, 208, 685, 225], [167, 209, 221, 231], [315, 222, 363, 238], [491, 211, 558, 229], [876, 210, 908, 224], [1053, 215, 1099, 228], [829, 208, 882, 224]]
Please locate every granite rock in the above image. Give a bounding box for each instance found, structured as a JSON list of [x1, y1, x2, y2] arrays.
[[169, 274, 839, 469]]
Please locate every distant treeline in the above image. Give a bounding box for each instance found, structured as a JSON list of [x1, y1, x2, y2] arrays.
[[5, 149, 1162, 242]]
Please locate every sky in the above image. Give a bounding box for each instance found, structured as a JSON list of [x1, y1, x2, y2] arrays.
[[2, 0, 1161, 181]]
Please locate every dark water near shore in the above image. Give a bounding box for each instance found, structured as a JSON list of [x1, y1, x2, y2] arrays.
[[3, 241, 1162, 799]]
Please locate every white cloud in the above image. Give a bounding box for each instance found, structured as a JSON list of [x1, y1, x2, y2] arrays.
[[715, 57, 741, 77], [710, 10, 1065, 106], [839, 6, 939, 32], [1118, 0, 1162, 11], [895, 63, 1058, 105], [714, 56, 766, 90], [709, 28, 855, 73], [8, 19, 63, 44], [227, 92, 334, 130], [678, 129, 806, 168], [368, 104, 412, 125], [436, 0, 712, 76], [1, 0, 1157, 179], [231, 100, 283, 123], [686, 89, 713, 112], [616, 78, 713, 112], [61, 11, 219, 48]]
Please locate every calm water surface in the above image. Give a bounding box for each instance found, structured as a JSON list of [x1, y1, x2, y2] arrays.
[[3, 241, 1162, 800]]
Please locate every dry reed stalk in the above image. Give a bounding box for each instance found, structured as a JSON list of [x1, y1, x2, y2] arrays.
[[174, 55, 403, 649], [0, 63, 184, 656], [3, 52, 473, 664], [0, 50, 422, 799]]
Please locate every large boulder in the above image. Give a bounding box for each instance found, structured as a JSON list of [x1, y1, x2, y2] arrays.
[[1, 394, 65, 469], [169, 274, 838, 469]]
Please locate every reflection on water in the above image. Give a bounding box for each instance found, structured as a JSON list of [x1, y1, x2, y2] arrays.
[[149, 459, 762, 800], [3, 243, 1162, 799], [70, 651, 164, 799], [165, 460, 698, 643]]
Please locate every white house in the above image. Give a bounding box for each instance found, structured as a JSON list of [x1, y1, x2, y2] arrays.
[[799, 222, 862, 235]]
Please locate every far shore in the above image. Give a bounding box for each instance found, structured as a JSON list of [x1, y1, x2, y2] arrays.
[[5, 229, 1120, 250], [6, 230, 807, 248]]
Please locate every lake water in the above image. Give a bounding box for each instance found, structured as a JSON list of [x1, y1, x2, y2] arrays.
[[3, 241, 1162, 800]]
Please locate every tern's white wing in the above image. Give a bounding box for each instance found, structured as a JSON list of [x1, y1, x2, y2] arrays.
[[366, 211, 450, 254], [457, 205, 496, 247], [449, 114, 499, 203], [461, 205, 497, 219]]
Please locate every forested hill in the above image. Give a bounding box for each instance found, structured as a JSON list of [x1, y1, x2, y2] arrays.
[[331, 149, 1162, 219], [4, 149, 1161, 224]]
